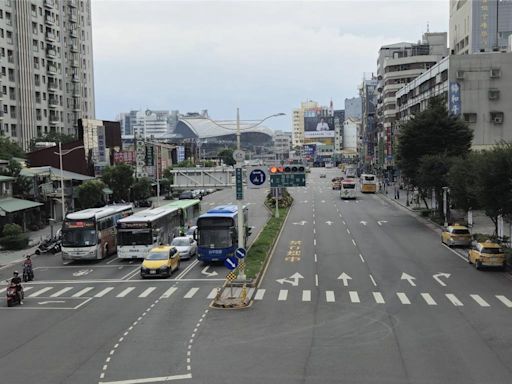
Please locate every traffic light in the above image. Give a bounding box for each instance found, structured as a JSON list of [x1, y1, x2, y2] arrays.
[[269, 164, 306, 187], [269, 165, 305, 174]]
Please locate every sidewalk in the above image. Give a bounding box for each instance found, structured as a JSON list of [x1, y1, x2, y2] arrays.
[[381, 184, 496, 236], [0, 223, 57, 269]]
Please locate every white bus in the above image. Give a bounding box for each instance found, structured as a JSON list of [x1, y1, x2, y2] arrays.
[[116, 206, 181, 259], [62, 205, 133, 261], [340, 179, 357, 199]]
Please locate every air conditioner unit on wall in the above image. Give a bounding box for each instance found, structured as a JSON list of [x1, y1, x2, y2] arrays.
[[493, 116, 503, 124], [488, 89, 500, 100], [490, 68, 501, 78], [456, 70, 464, 80]]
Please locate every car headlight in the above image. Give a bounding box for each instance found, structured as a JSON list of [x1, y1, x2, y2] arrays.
[[160, 265, 169, 270]]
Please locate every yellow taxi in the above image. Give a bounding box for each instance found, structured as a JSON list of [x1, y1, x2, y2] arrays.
[[441, 224, 472, 247], [468, 240, 506, 270], [140, 245, 180, 278]]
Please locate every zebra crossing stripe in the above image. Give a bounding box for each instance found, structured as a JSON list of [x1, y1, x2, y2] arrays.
[[496, 295, 512, 308], [207, 288, 218, 299], [254, 289, 265, 300], [23, 286, 34, 292], [72, 287, 94, 298], [278, 290, 288, 301], [349, 291, 360, 303], [160, 287, 178, 298], [139, 287, 157, 298], [445, 293, 463, 306], [373, 292, 385, 304], [326, 291, 335, 302], [116, 287, 135, 298], [302, 290, 311, 302], [50, 287, 74, 297], [29, 287, 53, 297], [396, 292, 411, 305], [470, 294, 490, 307], [421, 293, 437, 306], [184, 288, 199, 299], [94, 287, 114, 298]]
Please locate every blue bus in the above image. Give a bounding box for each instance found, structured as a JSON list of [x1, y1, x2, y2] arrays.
[[196, 205, 249, 263]]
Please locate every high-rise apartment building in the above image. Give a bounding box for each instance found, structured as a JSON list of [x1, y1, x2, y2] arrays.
[[0, 0, 95, 150], [292, 100, 319, 148], [358, 75, 378, 168], [375, 32, 448, 170], [450, 0, 512, 55]]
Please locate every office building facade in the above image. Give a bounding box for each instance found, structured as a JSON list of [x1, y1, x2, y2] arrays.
[[0, 0, 95, 150]]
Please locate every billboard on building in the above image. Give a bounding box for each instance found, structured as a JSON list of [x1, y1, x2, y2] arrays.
[[303, 144, 316, 160], [304, 112, 335, 139], [177, 146, 185, 162]]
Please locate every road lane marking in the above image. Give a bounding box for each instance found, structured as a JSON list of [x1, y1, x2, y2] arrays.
[[98, 373, 193, 384], [116, 287, 135, 297], [302, 290, 311, 302], [342, 220, 346, 225], [315, 273, 319, 286], [470, 294, 490, 307], [314, 254, 317, 262], [313, 228, 316, 234], [359, 254, 365, 262], [326, 291, 335, 302], [160, 287, 178, 298], [346, 229, 350, 234], [446, 293, 463, 306], [138, 287, 157, 298], [29, 287, 53, 297], [184, 287, 199, 299], [72, 287, 94, 297], [314, 239, 316, 246], [50, 287, 73, 297], [349, 291, 360, 303], [23, 286, 33, 292], [254, 289, 265, 300], [207, 288, 218, 299], [352, 239, 356, 247], [369, 274, 377, 286], [95, 287, 114, 297], [496, 295, 512, 308], [421, 293, 437, 305], [397, 292, 411, 304], [278, 289, 288, 301], [373, 292, 385, 304]]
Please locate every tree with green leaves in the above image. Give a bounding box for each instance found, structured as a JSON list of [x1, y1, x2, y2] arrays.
[[29, 132, 76, 151], [0, 137, 25, 159], [396, 96, 473, 187], [76, 180, 106, 209], [131, 178, 152, 201], [218, 148, 236, 166], [101, 164, 134, 202], [447, 152, 481, 213], [416, 154, 453, 213]]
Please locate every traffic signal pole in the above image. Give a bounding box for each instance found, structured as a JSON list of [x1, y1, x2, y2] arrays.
[[236, 107, 246, 281]]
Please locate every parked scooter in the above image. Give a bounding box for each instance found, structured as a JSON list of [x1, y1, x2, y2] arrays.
[[35, 234, 61, 255], [6, 283, 24, 307]]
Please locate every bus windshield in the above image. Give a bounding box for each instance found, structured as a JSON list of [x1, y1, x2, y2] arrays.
[[198, 228, 233, 248], [118, 230, 153, 246], [342, 183, 356, 189], [62, 229, 97, 247]]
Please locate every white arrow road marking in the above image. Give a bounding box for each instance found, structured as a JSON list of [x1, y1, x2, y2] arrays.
[[201, 266, 218, 277], [401, 272, 416, 286], [72, 269, 93, 277], [337, 272, 352, 287], [377, 221, 388, 226], [360, 221, 367, 226], [276, 272, 304, 286], [433, 272, 451, 287], [38, 300, 65, 305], [325, 221, 333, 226]]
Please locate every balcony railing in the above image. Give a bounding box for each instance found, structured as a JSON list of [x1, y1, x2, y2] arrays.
[[46, 49, 57, 58], [47, 65, 57, 74], [44, 0, 54, 8], [45, 15, 55, 25], [45, 32, 56, 41]]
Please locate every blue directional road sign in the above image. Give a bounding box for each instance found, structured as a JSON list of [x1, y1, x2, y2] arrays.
[[235, 247, 247, 259], [224, 256, 239, 270], [248, 167, 267, 189]]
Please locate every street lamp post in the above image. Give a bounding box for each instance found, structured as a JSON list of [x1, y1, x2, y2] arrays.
[[55, 143, 84, 220], [442, 186, 449, 227]]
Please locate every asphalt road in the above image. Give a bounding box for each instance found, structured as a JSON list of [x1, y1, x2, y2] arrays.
[[3, 169, 512, 384], [0, 186, 269, 384]]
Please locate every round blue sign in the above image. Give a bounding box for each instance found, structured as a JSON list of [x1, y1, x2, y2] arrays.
[[249, 169, 266, 186], [235, 247, 247, 259], [224, 256, 239, 271]]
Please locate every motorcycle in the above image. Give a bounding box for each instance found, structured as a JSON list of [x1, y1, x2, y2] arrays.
[[23, 264, 34, 282], [35, 234, 61, 255], [6, 283, 24, 307]]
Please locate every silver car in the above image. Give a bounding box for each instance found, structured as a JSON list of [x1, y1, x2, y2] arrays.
[[171, 236, 197, 260]]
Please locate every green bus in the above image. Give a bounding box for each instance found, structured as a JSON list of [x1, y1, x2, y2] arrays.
[[163, 200, 201, 234]]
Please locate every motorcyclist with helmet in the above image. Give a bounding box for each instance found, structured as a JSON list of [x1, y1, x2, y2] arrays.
[[10, 271, 23, 304], [23, 255, 34, 281]]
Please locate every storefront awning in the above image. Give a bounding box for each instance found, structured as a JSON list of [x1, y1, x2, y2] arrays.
[[0, 198, 43, 213]]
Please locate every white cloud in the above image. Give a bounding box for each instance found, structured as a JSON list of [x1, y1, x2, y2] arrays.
[[92, 0, 449, 129]]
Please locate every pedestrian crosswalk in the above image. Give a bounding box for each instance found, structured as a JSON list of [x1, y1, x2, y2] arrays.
[[11, 284, 512, 310]]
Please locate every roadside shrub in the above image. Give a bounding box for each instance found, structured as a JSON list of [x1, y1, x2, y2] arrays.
[[0, 223, 29, 250]]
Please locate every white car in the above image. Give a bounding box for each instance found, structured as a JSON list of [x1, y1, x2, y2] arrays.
[[185, 225, 197, 239], [171, 236, 197, 260]]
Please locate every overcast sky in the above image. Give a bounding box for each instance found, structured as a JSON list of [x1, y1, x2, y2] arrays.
[[91, 0, 449, 131]]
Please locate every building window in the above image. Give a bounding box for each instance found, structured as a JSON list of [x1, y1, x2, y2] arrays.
[[463, 113, 477, 123], [6, 31, 13, 45], [9, 106, 16, 119], [9, 87, 15, 101], [11, 124, 16, 137], [35, 74, 40, 86], [488, 89, 500, 100], [490, 112, 504, 124], [8, 68, 14, 82]]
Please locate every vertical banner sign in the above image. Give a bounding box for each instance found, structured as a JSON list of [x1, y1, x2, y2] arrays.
[[145, 145, 155, 166], [449, 82, 461, 117], [177, 146, 185, 163], [136, 133, 147, 178], [97, 125, 106, 163], [235, 167, 243, 200]]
